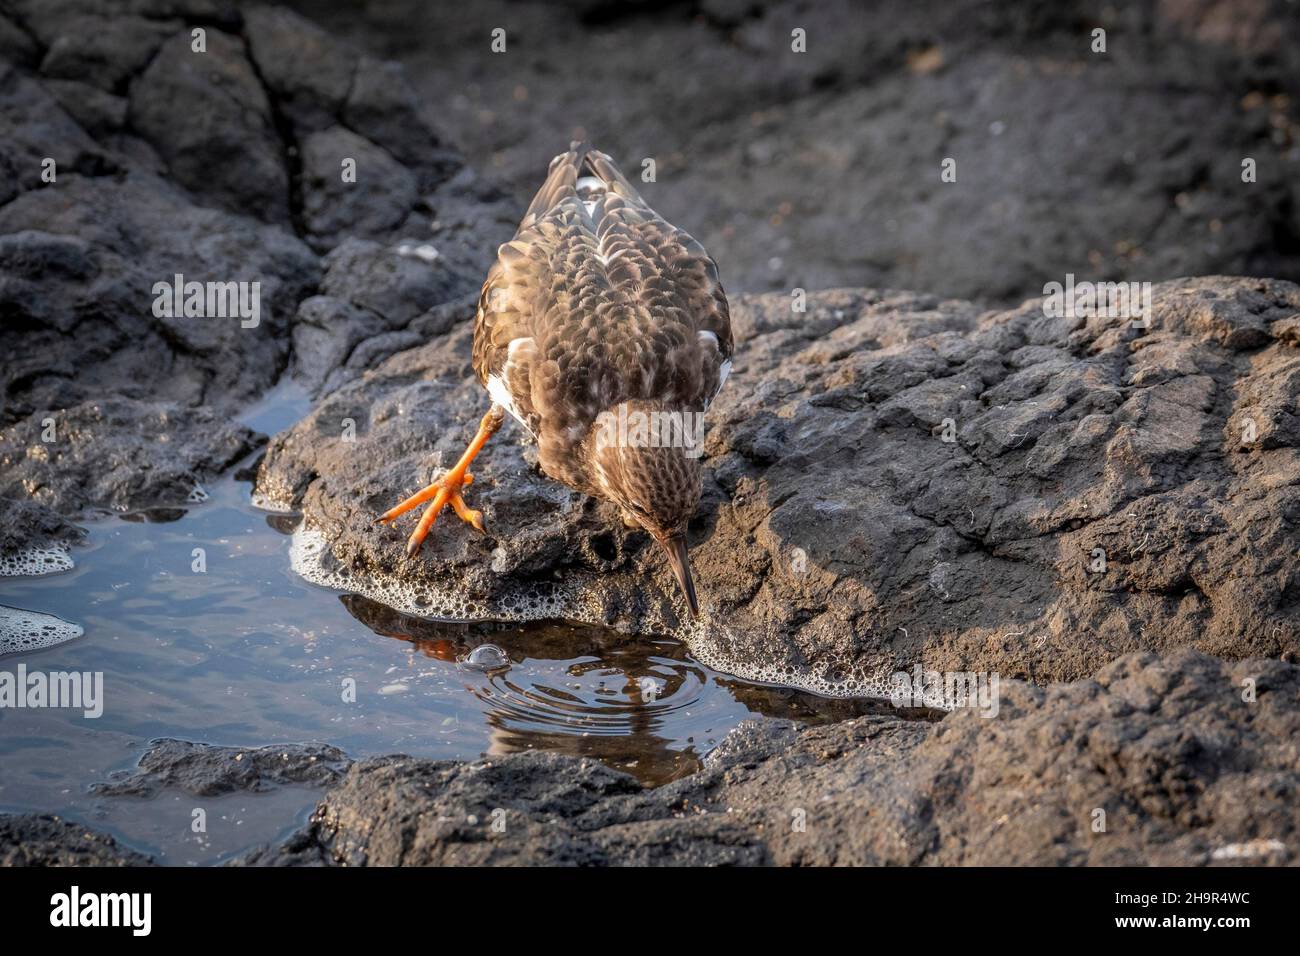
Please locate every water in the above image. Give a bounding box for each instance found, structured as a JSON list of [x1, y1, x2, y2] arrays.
[[0, 387, 902, 864]]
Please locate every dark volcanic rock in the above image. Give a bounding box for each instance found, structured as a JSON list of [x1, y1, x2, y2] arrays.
[[44, 78, 130, 135], [243, 5, 461, 193], [342, 54, 463, 191], [0, 63, 113, 200], [257, 279, 1300, 692], [243, 4, 358, 131], [0, 0, 505, 541], [319, 237, 475, 327], [0, 179, 319, 420], [129, 28, 291, 224], [0, 398, 262, 516], [283, 238, 484, 395], [91, 739, 351, 798], [0, 12, 39, 67], [0, 814, 154, 866], [303, 0, 1300, 299], [39, 14, 177, 91], [0, 170, 317, 522], [0, 496, 86, 556], [240, 651, 1300, 866], [300, 126, 419, 248]]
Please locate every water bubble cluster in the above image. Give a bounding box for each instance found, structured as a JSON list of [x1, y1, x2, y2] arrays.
[[289, 526, 896, 700], [290, 528, 575, 622], [0, 606, 85, 656], [250, 491, 295, 514], [0, 547, 74, 578]]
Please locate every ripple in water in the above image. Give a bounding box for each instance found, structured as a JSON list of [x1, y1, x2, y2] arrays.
[[338, 594, 732, 783]]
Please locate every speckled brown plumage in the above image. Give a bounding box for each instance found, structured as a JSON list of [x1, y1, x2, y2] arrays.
[[473, 142, 732, 495], [383, 142, 731, 614]]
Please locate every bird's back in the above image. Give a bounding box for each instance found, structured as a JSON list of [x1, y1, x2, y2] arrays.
[[473, 143, 732, 489]]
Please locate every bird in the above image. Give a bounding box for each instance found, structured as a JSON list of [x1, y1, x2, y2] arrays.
[[375, 142, 733, 616]]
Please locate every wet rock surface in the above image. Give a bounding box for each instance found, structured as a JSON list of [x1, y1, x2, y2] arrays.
[[90, 739, 351, 799], [0, 814, 154, 866], [258, 279, 1300, 692], [0, 496, 85, 556], [234, 651, 1299, 866], [0, 398, 262, 516], [19, 652, 1298, 866]]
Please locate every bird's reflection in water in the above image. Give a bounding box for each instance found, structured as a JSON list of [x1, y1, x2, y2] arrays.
[[339, 594, 935, 787]]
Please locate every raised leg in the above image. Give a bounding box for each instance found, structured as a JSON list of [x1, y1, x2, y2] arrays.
[[376, 406, 505, 556]]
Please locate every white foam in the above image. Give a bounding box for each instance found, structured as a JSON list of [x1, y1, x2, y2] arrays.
[[1210, 839, 1287, 861], [250, 491, 295, 514], [0, 605, 84, 655], [289, 526, 897, 700], [0, 547, 74, 577], [289, 526, 576, 623]]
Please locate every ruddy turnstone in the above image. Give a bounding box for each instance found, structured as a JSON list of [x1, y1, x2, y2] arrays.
[[377, 143, 733, 615]]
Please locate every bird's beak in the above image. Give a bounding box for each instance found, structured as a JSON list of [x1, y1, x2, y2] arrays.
[[659, 533, 698, 617]]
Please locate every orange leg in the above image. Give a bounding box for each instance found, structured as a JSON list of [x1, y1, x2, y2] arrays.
[[376, 407, 504, 556]]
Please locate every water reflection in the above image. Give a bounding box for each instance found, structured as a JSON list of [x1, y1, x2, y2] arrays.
[[340, 594, 710, 783], [339, 594, 932, 786]]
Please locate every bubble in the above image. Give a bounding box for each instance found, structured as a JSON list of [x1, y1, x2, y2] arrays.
[[0, 547, 74, 577], [462, 644, 509, 672], [0, 605, 84, 656]]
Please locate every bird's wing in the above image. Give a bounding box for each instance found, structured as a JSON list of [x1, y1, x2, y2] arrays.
[[473, 143, 733, 451], [583, 146, 733, 379], [472, 144, 595, 437]]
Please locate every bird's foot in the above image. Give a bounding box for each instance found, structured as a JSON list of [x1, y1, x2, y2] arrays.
[[374, 407, 503, 557], [375, 469, 485, 557]]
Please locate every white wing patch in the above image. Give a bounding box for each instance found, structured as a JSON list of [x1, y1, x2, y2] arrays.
[[487, 337, 535, 435], [698, 330, 731, 408]]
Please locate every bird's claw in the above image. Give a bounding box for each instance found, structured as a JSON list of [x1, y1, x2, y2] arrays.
[[376, 470, 483, 557]]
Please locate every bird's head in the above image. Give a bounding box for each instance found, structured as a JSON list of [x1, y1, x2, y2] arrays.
[[589, 400, 704, 615]]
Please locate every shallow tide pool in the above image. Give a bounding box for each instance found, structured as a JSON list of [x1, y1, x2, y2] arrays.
[[0, 389, 891, 864]]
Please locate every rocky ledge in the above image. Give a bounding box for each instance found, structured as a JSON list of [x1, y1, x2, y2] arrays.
[[240, 650, 1300, 866], [0, 0, 515, 539], [3, 0, 1299, 867], [8, 648, 1298, 865], [259, 277, 1300, 695]]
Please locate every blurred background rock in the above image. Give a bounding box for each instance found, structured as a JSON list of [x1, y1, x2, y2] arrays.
[[291, 0, 1300, 302]]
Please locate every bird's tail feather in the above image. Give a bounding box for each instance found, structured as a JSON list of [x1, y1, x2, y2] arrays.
[[522, 142, 646, 226], [582, 147, 644, 203], [522, 141, 588, 225]]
